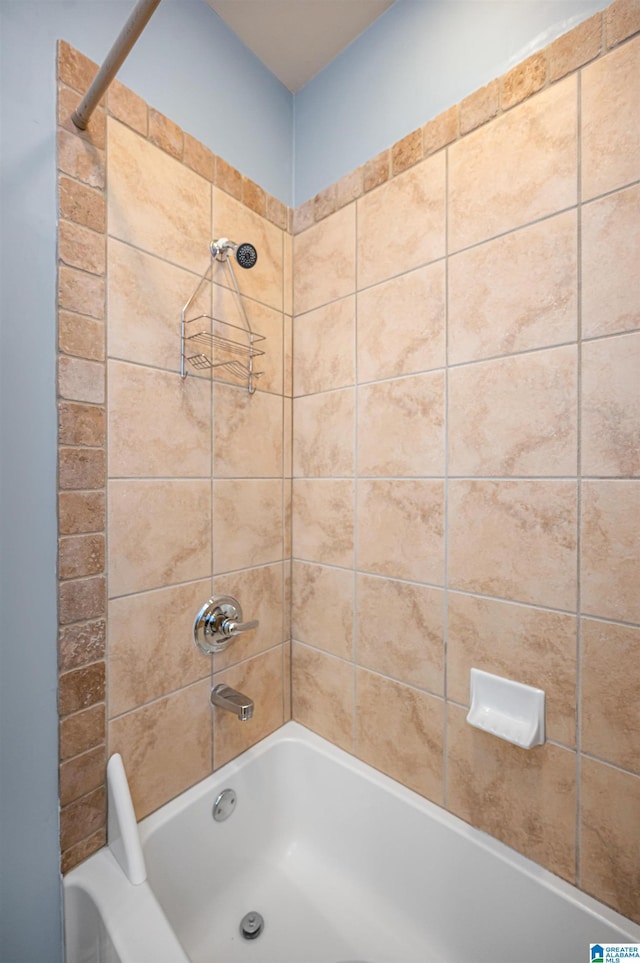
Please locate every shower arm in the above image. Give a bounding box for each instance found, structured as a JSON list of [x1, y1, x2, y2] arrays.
[[72, 0, 162, 130]]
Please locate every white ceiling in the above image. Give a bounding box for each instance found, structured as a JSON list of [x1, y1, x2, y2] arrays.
[[206, 0, 396, 92]]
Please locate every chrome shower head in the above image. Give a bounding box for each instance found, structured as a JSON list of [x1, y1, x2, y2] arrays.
[[209, 238, 258, 269], [235, 242, 257, 270]]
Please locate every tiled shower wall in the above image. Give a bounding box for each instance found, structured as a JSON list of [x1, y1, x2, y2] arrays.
[[291, 13, 640, 924], [56, 43, 292, 873]]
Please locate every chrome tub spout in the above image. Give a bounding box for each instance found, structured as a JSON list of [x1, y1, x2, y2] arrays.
[[210, 684, 254, 721]]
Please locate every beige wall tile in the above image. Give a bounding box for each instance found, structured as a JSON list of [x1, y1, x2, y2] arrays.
[[293, 206, 356, 315], [357, 154, 446, 289], [212, 479, 283, 573], [363, 150, 389, 193], [58, 356, 105, 405], [581, 36, 640, 201], [59, 576, 106, 625], [605, 0, 640, 48], [357, 480, 444, 584], [109, 680, 212, 819], [356, 668, 443, 802], [60, 788, 106, 853], [581, 183, 640, 339], [357, 262, 445, 382], [59, 619, 106, 674], [391, 128, 423, 175], [580, 758, 640, 922], [59, 533, 105, 580], [148, 108, 183, 160], [448, 210, 577, 364], [501, 51, 547, 110], [547, 12, 602, 82], [448, 346, 578, 477], [449, 77, 577, 251], [59, 746, 106, 808], [292, 642, 354, 752], [59, 491, 105, 536], [229, 296, 283, 396], [212, 563, 285, 670], [58, 86, 106, 149], [212, 187, 284, 312], [108, 479, 211, 597], [357, 575, 444, 693], [284, 314, 293, 397], [59, 265, 105, 320], [283, 233, 293, 316], [213, 646, 284, 768], [294, 296, 355, 396], [581, 480, 640, 623], [57, 128, 105, 190], [582, 618, 640, 774], [291, 561, 354, 660], [213, 384, 282, 478], [447, 704, 576, 881], [59, 220, 105, 276], [59, 311, 105, 362], [108, 579, 212, 718], [60, 704, 105, 761], [107, 80, 148, 136], [292, 479, 354, 567], [107, 119, 210, 273], [448, 481, 577, 610], [358, 372, 445, 477], [448, 593, 577, 746], [58, 174, 105, 234], [423, 105, 458, 156], [293, 388, 355, 477], [582, 331, 640, 476], [108, 361, 211, 478], [460, 78, 500, 134]]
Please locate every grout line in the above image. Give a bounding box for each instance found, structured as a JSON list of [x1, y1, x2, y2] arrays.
[[575, 67, 583, 889], [352, 195, 360, 754], [442, 141, 450, 809]]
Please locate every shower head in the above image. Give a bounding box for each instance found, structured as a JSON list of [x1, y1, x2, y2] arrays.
[[210, 238, 258, 269], [235, 242, 257, 270]]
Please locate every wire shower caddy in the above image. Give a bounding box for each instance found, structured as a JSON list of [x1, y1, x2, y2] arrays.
[[180, 239, 265, 394]]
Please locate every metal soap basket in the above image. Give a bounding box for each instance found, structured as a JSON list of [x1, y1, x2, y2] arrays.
[[180, 238, 265, 394]]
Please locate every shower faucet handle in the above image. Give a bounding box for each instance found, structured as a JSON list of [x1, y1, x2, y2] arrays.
[[193, 595, 259, 655]]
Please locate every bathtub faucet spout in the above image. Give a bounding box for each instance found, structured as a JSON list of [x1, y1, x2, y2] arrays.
[[210, 684, 254, 721]]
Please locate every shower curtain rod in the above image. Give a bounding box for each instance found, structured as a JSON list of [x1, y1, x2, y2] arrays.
[[72, 0, 162, 130]]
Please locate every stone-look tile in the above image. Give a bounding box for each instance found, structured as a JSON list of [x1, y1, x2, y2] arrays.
[[107, 80, 147, 135], [292, 561, 354, 660], [242, 177, 267, 217], [460, 79, 500, 135], [448, 481, 577, 611], [292, 480, 354, 568], [357, 480, 444, 584], [58, 175, 105, 234], [582, 619, 640, 773], [547, 12, 602, 81], [358, 372, 445, 477], [448, 346, 578, 477], [59, 746, 106, 807], [108, 361, 211, 478], [292, 199, 314, 235], [60, 787, 107, 852], [283, 395, 292, 479], [581, 36, 640, 201], [448, 210, 577, 364], [108, 480, 211, 597], [292, 643, 354, 752], [283, 479, 292, 559], [212, 187, 284, 312], [501, 51, 547, 110], [108, 119, 210, 274], [283, 233, 293, 317], [357, 575, 444, 694], [61, 829, 106, 875], [284, 314, 293, 397], [293, 389, 355, 477], [57, 86, 106, 149], [581, 480, 640, 623], [391, 129, 422, 175], [423, 105, 458, 156], [582, 332, 640, 476], [294, 296, 355, 396], [57, 128, 105, 190], [580, 758, 640, 923], [357, 263, 446, 382], [59, 662, 106, 717], [59, 402, 105, 448], [109, 680, 212, 820], [212, 563, 285, 670], [183, 132, 215, 182], [59, 220, 105, 276], [282, 642, 292, 721], [605, 0, 640, 48], [58, 356, 105, 405], [59, 576, 106, 625], [58, 40, 98, 94], [447, 705, 576, 882], [336, 168, 363, 208], [108, 238, 206, 372], [59, 447, 105, 490], [212, 479, 283, 573], [213, 646, 284, 768], [357, 154, 445, 290], [59, 619, 106, 673], [59, 534, 105, 580], [356, 669, 443, 802], [448, 593, 577, 746], [59, 265, 105, 320], [362, 151, 390, 193], [266, 194, 288, 232], [449, 77, 577, 252], [60, 703, 106, 761], [293, 206, 356, 315], [215, 156, 242, 200], [148, 108, 183, 160], [581, 183, 640, 339], [109, 580, 212, 718], [238, 298, 283, 396], [59, 311, 105, 362], [59, 491, 105, 536], [213, 384, 282, 479], [314, 184, 336, 221]]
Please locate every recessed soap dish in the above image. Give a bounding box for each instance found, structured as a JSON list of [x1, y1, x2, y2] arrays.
[[466, 668, 545, 749]]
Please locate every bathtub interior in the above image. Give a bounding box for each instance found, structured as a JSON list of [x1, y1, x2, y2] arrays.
[[64, 885, 123, 963]]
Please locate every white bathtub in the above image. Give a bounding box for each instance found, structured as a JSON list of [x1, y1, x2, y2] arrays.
[[64, 721, 640, 963]]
